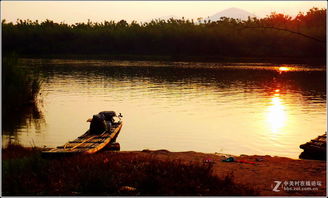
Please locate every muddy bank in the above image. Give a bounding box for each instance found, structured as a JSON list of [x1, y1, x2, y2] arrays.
[[122, 149, 326, 196]]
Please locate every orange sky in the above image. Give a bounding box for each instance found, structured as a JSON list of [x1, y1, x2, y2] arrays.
[[1, 1, 327, 24]]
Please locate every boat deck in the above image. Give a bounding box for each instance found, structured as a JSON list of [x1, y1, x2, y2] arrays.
[[299, 133, 326, 160], [42, 122, 122, 157]]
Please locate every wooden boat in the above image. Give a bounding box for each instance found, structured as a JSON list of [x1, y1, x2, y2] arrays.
[[42, 111, 123, 157], [299, 133, 326, 160]]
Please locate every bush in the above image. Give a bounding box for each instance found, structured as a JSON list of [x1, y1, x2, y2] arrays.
[[2, 54, 41, 113], [2, 54, 43, 133]]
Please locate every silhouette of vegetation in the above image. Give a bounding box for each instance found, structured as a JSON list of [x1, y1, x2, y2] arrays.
[[2, 54, 43, 134], [2, 146, 258, 196], [2, 8, 326, 63]]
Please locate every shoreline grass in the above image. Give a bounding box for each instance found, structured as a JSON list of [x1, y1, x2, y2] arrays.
[[2, 54, 43, 133], [2, 145, 258, 196], [2, 54, 41, 110]]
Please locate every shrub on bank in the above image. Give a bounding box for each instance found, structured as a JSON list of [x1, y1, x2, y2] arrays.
[[2, 54, 41, 114]]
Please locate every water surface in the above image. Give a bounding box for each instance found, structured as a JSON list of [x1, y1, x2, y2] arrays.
[[2, 59, 326, 158]]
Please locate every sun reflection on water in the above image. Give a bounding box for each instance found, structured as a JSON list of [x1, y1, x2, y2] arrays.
[[278, 67, 290, 72], [266, 93, 287, 134]]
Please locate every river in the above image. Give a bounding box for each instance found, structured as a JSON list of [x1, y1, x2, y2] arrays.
[[2, 59, 326, 159]]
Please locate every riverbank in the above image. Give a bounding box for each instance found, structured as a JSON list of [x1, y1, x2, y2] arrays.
[[137, 149, 326, 196], [2, 145, 326, 196]]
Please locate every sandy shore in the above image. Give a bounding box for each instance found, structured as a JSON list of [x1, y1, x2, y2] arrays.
[[118, 149, 326, 196]]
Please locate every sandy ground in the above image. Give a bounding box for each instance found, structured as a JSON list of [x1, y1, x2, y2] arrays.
[[118, 150, 326, 196]]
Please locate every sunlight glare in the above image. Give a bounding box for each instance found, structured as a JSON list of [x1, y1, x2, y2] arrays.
[[267, 96, 287, 133], [278, 67, 290, 72]]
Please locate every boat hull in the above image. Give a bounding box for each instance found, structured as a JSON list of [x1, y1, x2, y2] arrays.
[[42, 122, 123, 157], [299, 133, 326, 160]]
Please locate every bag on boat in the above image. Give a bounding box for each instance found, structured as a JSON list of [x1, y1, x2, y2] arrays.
[[89, 114, 107, 134]]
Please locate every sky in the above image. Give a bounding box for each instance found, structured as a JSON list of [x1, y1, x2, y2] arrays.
[[1, 1, 327, 24]]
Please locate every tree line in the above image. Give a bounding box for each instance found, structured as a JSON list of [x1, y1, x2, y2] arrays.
[[2, 8, 326, 62]]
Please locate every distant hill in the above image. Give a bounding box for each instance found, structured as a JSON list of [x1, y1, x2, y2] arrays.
[[204, 7, 256, 22], [150, 8, 255, 23], [154, 15, 181, 21]]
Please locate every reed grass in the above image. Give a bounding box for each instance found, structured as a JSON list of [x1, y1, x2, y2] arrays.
[[2, 54, 43, 134], [2, 54, 41, 114]]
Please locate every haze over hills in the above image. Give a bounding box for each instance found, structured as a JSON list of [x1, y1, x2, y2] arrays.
[[155, 15, 180, 21], [153, 7, 256, 22], [206, 7, 256, 21]]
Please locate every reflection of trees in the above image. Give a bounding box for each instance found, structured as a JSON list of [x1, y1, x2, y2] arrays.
[[2, 56, 46, 144], [271, 71, 326, 101], [2, 101, 45, 141], [41, 63, 326, 104]]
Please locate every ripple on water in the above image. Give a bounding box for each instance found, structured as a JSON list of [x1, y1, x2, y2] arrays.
[[4, 60, 326, 158]]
